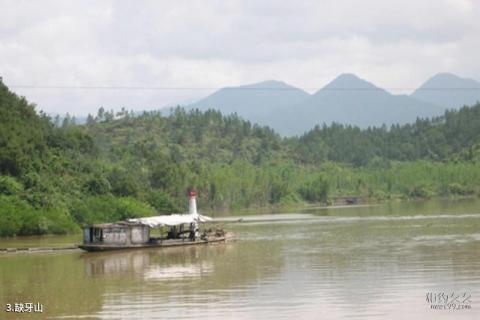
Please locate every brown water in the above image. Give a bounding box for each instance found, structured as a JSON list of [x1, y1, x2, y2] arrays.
[[1, 199, 479, 319]]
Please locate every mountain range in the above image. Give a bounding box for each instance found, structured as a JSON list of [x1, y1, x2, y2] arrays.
[[184, 73, 480, 136]]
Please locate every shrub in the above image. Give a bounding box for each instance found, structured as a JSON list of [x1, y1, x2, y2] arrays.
[[146, 191, 179, 213], [0, 196, 78, 236], [298, 173, 329, 203], [278, 192, 303, 206], [0, 175, 24, 195], [407, 183, 433, 198], [0, 196, 23, 236], [443, 183, 475, 196], [116, 197, 157, 220]]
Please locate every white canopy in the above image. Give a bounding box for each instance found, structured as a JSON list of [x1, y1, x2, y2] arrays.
[[128, 213, 212, 228]]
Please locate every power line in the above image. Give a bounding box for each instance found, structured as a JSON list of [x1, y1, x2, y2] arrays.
[[7, 85, 480, 91]]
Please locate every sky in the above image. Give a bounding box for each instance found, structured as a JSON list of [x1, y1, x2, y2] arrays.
[[1, 0, 479, 116]]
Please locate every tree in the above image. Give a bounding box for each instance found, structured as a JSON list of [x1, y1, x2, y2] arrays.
[[96, 107, 105, 121]]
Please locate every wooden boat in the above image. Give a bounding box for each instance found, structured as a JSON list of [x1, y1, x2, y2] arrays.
[[78, 231, 233, 252], [78, 189, 232, 252]]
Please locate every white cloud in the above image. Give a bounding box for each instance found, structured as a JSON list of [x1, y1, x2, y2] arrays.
[[0, 0, 479, 115]]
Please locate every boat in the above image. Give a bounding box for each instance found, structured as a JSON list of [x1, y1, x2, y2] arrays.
[[78, 189, 232, 252]]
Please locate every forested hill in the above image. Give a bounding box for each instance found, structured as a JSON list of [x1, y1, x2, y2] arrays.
[[1, 78, 480, 236], [0, 82, 96, 177], [85, 103, 480, 167], [86, 107, 285, 166], [292, 105, 480, 166]]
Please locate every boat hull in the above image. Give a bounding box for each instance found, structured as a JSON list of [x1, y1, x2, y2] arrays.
[[78, 235, 230, 252]]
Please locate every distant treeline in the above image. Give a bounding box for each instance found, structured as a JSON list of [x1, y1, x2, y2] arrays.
[[0, 79, 479, 236], [292, 107, 480, 165]]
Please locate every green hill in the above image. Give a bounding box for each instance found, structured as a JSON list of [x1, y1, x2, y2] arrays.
[[1, 78, 480, 236]]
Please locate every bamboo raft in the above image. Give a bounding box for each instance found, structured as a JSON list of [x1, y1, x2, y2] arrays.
[[0, 246, 80, 253]]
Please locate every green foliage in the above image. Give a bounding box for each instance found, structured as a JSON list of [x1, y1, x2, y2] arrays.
[[1, 77, 480, 237], [277, 192, 304, 206], [116, 197, 157, 219], [293, 105, 480, 165], [149, 156, 185, 198], [299, 173, 329, 203], [69, 195, 156, 225], [0, 80, 50, 176], [47, 125, 96, 154], [0, 195, 79, 236], [84, 175, 111, 195], [0, 175, 24, 195], [145, 191, 179, 213], [442, 183, 475, 196], [108, 168, 139, 197], [19, 207, 79, 236], [407, 183, 433, 198], [0, 196, 22, 236]]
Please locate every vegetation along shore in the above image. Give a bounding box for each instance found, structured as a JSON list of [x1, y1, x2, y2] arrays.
[[1, 79, 479, 236]]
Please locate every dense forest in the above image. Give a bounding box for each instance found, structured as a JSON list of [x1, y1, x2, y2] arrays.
[[1, 78, 479, 236]]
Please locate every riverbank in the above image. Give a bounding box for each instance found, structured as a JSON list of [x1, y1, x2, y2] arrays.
[[208, 193, 479, 216], [1, 195, 478, 240]]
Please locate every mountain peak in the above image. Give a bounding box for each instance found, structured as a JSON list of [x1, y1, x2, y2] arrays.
[[314, 73, 384, 96], [238, 80, 298, 90], [418, 73, 480, 89], [189, 79, 310, 120], [322, 73, 381, 91], [434, 72, 462, 79], [336, 73, 363, 81], [412, 73, 480, 108]]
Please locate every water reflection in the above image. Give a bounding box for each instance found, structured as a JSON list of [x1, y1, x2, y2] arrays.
[[84, 241, 287, 320], [144, 262, 214, 281], [82, 245, 226, 280], [83, 250, 150, 276]]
